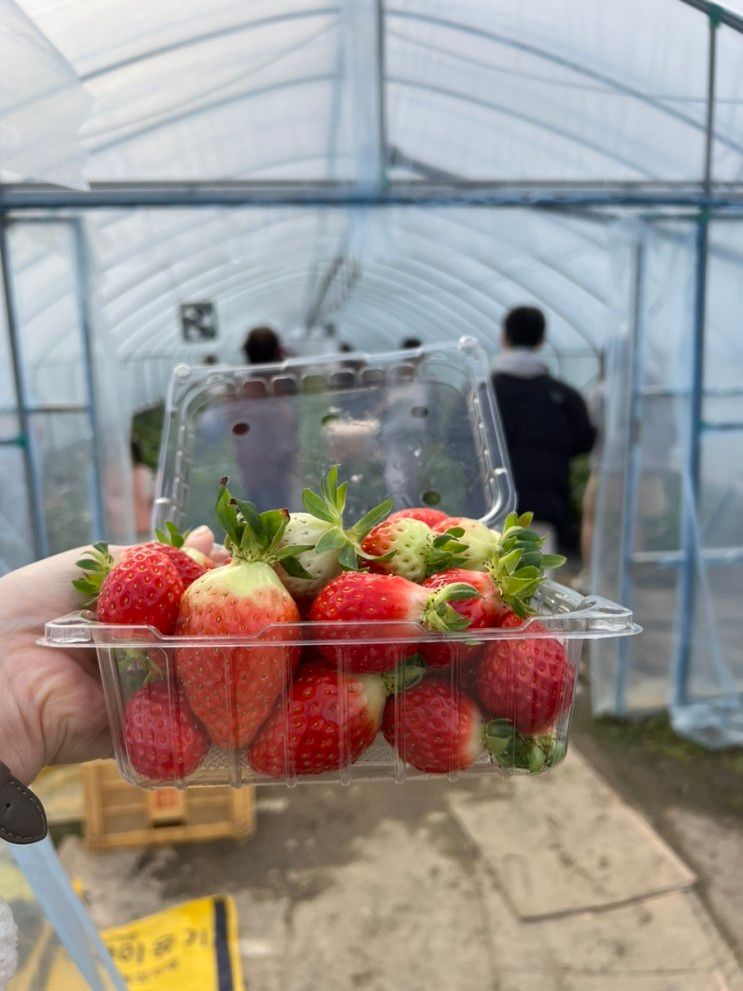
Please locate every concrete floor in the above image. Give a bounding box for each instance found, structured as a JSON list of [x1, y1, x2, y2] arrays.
[[56, 748, 743, 991]]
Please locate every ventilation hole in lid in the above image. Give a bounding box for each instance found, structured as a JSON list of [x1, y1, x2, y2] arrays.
[[421, 489, 442, 506], [232, 422, 250, 435], [411, 405, 428, 418]]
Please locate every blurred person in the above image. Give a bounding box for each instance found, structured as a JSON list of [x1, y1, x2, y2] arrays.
[[493, 307, 595, 555], [243, 325, 283, 364], [131, 437, 155, 541]]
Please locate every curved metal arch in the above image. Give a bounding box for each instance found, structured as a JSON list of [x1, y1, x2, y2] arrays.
[[100, 211, 599, 356], [80, 7, 339, 81], [91, 72, 339, 153], [387, 8, 743, 158], [348, 242, 599, 352]]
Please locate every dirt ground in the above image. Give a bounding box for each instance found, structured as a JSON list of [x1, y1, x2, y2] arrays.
[[572, 694, 743, 965]]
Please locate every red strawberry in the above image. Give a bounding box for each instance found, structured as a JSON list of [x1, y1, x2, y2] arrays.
[[121, 542, 207, 590], [382, 680, 486, 773], [123, 682, 209, 781], [74, 543, 184, 634], [174, 484, 308, 749], [248, 662, 388, 778], [382, 678, 566, 775], [421, 568, 506, 667], [476, 611, 574, 734], [309, 572, 478, 673], [155, 521, 215, 586], [388, 507, 449, 528]]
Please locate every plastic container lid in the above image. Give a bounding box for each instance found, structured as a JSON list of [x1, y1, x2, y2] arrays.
[[152, 336, 516, 536]]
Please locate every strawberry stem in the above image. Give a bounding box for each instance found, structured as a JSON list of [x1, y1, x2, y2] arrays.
[[72, 542, 114, 603], [302, 465, 393, 571], [422, 582, 479, 633], [216, 480, 313, 574], [484, 718, 566, 773], [381, 654, 426, 695]]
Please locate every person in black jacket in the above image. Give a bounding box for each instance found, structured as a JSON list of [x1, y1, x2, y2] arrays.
[[492, 306, 596, 553]]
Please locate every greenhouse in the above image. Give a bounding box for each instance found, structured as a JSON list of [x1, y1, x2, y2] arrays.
[[3, 0, 742, 744]]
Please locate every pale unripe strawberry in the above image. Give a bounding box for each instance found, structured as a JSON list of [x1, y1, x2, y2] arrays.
[[433, 517, 500, 569], [275, 512, 343, 597], [273, 466, 392, 600]]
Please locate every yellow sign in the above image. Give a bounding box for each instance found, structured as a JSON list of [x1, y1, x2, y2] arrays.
[[10, 895, 244, 991]]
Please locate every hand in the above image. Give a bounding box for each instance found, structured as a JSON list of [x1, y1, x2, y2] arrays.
[[0, 526, 224, 784]]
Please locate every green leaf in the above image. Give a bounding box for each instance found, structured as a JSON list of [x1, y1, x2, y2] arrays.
[[444, 526, 465, 539], [279, 555, 313, 579], [350, 498, 394, 538], [338, 542, 360, 571], [215, 487, 240, 545], [277, 543, 314, 559], [541, 554, 567, 569], [302, 488, 337, 524], [315, 528, 348, 554]]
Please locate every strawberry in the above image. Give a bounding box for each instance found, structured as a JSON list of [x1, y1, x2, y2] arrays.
[[476, 611, 574, 735], [381, 680, 487, 774], [434, 512, 566, 619], [432, 517, 500, 569], [275, 466, 392, 599], [419, 568, 506, 667], [249, 662, 387, 778], [361, 517, 463, 583], [154, 521, 215, 584], [119, 525, 209, 589], [382, 678, 565, 775], [173, 483, 309, 749], [123, 682, 209, 781], [74, 543, 184, 634], [309, 571, 478, 673], [387, 507, 449, 528]]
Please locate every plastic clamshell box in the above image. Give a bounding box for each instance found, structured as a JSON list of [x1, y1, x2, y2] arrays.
[[43, 338, 640, 788]]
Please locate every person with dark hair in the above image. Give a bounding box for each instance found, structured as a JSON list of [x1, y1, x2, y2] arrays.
[[401, 337, 422, 350], [243, 326, 283, 365], [493, 306, 595, 554]]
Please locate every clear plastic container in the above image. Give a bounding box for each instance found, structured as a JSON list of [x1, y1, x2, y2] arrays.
[[43, 338, 640, 788]]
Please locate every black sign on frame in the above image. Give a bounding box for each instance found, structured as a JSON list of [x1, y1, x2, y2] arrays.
[[180, 302, 218, 342]]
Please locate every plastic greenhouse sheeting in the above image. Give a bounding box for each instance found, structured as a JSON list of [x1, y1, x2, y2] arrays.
[[0, 0, 742, 749]]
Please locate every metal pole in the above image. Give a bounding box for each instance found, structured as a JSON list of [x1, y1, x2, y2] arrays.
[[674, 11, 718, 707], [376, 0, 387, 181], [613, 239, 645, 715], [0, 220, 48, 558], [71, 219, 106, 540]]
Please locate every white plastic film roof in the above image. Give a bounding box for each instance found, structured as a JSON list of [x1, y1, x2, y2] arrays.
[[2, 0, 743, 411]]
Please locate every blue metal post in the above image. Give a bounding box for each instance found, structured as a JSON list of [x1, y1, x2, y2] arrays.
[[71, 218, 106, 539], [613, 239, 645, 715], [673, 10, 718, 706], [0, 219, 48, 559]]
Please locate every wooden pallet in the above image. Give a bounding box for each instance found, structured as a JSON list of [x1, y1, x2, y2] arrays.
[[82, 760, 256, 850]]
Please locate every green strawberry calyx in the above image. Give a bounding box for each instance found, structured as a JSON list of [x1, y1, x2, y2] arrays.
[[302, 465, 393, 572], [72, 542, 114, 603], [216, 479, 314, 578], [422, 582, 480, 633], [154, 521, 189, 548], [484, 512, 566, 619], [381, 654, 427, 695], [483, 718, 566, 773]]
